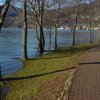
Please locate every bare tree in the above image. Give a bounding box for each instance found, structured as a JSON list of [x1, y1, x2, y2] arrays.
[[63, 0, 88, 46], [28, 0, 46, 54], [43, 4, 54, 50], [51, 0, 63, 48], [87, 0, 99, 44], [22, 0, 28, 60]]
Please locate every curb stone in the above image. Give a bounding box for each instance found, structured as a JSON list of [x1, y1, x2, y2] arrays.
[[57, 68, 77, 100], [57, 54, 85, 100]]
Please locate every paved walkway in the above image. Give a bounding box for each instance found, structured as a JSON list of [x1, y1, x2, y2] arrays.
[[68, 46, 100, 100]]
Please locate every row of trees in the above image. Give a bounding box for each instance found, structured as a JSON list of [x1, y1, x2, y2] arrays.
[[0, 0, 100, 60]]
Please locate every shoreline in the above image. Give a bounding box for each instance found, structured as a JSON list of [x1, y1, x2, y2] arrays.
[[0, 44, 98, 100]]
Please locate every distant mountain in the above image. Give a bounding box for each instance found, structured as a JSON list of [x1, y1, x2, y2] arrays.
[[6, 7, 16, 17], [7, 12, 17, 17], [3, 6, 23, 28], [3, 1, 99, 28]]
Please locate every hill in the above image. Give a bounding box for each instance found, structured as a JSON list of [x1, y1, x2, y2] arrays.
[[3, 1, 100, 28]]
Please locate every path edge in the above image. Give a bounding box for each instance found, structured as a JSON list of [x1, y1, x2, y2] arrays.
[[57, 54, 85, 100]]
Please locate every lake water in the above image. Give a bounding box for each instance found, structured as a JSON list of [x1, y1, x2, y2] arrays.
[[0, 28, 100, 76]]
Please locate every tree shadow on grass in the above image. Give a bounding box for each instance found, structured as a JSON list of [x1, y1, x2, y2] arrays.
[[0, 67, 76, 82]]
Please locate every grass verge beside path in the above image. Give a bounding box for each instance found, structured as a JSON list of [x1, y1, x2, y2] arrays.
[[1, 44, 98, 100]]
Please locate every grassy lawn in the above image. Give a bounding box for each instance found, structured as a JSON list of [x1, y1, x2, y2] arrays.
[[1, 44, 98, 100]]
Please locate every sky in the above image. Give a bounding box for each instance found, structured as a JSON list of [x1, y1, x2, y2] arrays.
[[0, 0, 22, 7], [0, 0, 95, 6], [0, 0, 4, 5]]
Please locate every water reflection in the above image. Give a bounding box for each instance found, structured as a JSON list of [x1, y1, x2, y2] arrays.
[[0, 56, 23, 76]]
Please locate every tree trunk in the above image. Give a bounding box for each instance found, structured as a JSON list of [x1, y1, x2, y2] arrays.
[[54, 28, 57, 49], [72, 30, 75, 46], [0, 2, 10, 31], [38, 2, 45, 55], [48, 28, 51, 50], [89, 30, 92, 44], [35, 26, 39, 42], [22, 0, 27, 61], [42, 29, 45, 50], [38, 25, 44, 54]]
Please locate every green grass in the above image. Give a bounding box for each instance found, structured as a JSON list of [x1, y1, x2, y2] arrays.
[[1, 44, 98, 100]]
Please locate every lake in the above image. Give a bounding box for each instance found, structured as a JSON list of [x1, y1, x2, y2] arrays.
[[0, 28, 100, 76]]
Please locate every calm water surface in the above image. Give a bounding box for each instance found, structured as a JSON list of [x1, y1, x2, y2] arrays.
[[0, 28, 100, 75]]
